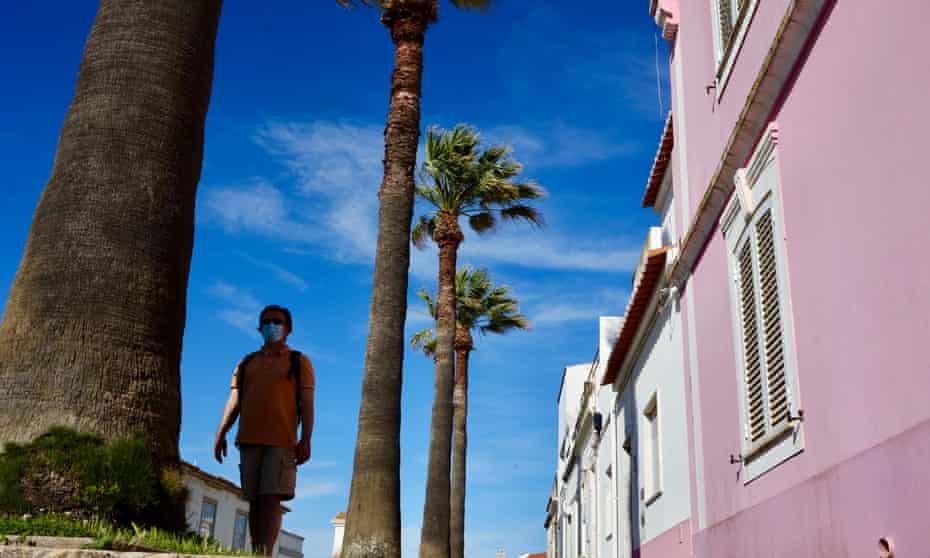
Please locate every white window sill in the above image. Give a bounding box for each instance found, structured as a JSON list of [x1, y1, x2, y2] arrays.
[[743, 423, 804, 483]]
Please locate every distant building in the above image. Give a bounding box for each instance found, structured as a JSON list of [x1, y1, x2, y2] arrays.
[[330, 512, 346, 558], [181, 461, 304, 558]]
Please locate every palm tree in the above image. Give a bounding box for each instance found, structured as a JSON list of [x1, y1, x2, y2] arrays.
[[335, 4, 490, 558], [0, 1, 223, 468], [411, 268, 528, 558], [412, 124, 542, 558]]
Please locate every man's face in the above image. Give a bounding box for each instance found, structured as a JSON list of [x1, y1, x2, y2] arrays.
[[259, 309, 290, 338]]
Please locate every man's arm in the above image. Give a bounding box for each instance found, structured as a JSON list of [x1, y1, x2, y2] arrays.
[[296, 387, 314, 464], [214, 389, 240, 463], [300, 387, 314, 442]]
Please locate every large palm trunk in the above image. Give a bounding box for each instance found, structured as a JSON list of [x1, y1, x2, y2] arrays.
[[419, 212, 462, 558], [0, 0, 222, 465], [450, 327, 472, 558], [341, 5, 431, 558]]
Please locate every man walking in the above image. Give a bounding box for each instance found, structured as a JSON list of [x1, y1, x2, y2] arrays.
[[214, 305, 315, 556]]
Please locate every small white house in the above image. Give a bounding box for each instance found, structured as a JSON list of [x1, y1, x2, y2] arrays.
[[330, 512, 345, 558], [181, 461, 304, 558]]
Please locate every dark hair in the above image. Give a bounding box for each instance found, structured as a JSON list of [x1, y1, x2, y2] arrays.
[[259, 305, 293, 333]]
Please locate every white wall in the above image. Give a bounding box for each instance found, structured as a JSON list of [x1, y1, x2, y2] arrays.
[[279, 530, 305, 558], [183, 472, 303, 558], [611, 293, 690, 548], [185, 475, 251, 550], [330, 516, 345, 558], [558, 363, 590, 470]]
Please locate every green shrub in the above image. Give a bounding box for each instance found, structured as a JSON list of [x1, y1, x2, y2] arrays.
[[0, 427, 186, 531]]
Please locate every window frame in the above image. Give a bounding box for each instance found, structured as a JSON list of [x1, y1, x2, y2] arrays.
[[720, 122, 803, 482], [709, 0, 760, 99], [198, 497, 218, 539], [641, 392, 663, 505], [232, 510, 249, 551]]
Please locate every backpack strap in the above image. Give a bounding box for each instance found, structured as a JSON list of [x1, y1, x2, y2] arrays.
[[237, 352, 259, 395], [289, 350, 303, 426]]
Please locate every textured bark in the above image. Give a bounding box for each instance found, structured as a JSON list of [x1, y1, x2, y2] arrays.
[[419, 210, 463, 558], [0, 0, 223, 465], [450, 327, 472, 558], [342, 4, 431, 558]]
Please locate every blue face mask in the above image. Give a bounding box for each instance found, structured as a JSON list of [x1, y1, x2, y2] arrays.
[[261, 323, 285, 344]]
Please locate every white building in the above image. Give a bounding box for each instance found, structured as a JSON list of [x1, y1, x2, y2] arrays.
[[181, 461, 304, 558], [551, 147, 692, 558], [553, 317, 622, 558], [330, 512, 345, 558], [588, 130, 692, 558]]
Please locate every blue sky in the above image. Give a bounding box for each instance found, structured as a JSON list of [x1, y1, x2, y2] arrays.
[[0, 2, 668, 557]]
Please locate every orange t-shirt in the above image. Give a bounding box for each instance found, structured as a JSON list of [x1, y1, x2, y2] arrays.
[[231, 346, 315, 448]]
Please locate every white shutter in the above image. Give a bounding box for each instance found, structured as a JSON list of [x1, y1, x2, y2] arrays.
[[723, 122, 803, 480], [717, 0, 734, 48], [755, 210, 790, 430], [738, 243, 766, 443]]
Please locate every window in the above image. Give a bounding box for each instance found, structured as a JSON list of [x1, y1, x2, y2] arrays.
[[199, 497, 218, 539], [710, 0, 759, 94], [232, 510, 249, 550], [642, 394, 662, 505], [720, 122, 803, 481]]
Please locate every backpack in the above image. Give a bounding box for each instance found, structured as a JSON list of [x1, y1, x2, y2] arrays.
[[238, 349, 304, 426]]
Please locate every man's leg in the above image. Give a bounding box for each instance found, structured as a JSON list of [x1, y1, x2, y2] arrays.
[[248, 500, 261, 554], [254, 446, 295, 555], [239, 445, 263, 553], [255, 495, 284, 555]]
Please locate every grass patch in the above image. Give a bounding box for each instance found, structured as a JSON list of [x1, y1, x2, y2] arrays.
[[0, 427, 187, 531], [0, 514, 256, 556]]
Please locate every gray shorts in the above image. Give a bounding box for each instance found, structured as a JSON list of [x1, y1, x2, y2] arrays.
[[238, 444, 297, 501]]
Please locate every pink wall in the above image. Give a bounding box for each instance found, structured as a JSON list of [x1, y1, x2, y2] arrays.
[[674, 0, 930, 552], [693, 419, 930, 557], [633, 519, 691, 558]]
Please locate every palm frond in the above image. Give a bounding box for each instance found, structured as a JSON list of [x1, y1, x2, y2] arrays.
[[410, 328, 437, 359], [416, 288, 438, 319], [500, 204, 544, 227], [412, 214, 437, 249], [449, 0, 492, 10], [468, 212, 496, 234]]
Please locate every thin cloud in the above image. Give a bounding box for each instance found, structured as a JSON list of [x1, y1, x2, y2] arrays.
[[203, 120, 642, 277], [239, 253, 309, 292], [460, 231, 642, 274], [515, 283, 631, 327], [484, 122, 638, 169], [255, 121, 383, 263], [201, 179, 319, 245], [206, 282, 260, 336], [295, 480, 344, 500]]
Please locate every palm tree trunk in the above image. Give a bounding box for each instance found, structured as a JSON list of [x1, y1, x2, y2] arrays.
[[0, 0, 222, 466], [342, 5, 431, 558], [419, 212, 462, 558], [450, 333, 471, 558]]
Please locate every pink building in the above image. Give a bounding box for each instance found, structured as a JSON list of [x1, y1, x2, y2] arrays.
[[648, 0, 930, 556]]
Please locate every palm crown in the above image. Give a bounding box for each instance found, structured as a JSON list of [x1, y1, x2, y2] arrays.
[[412, 124, 544, 248], [411, 266, 528, 358], [336, 0, 490, 23]]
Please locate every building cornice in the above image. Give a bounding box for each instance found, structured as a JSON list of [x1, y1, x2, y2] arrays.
[[643, 113, 675, 208], [650, 0, 680, 41]]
